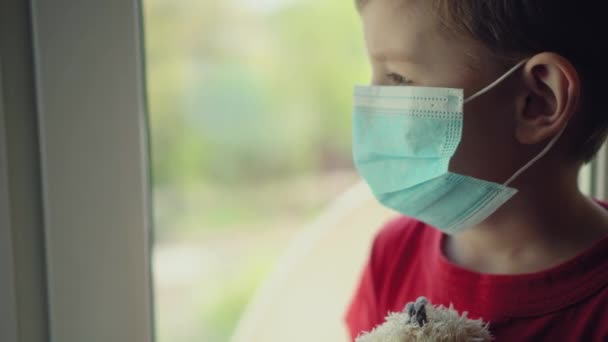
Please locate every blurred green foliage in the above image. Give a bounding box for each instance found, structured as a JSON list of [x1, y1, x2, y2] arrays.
[[145, 1, 367, 341], [144, 0, 369, 186]]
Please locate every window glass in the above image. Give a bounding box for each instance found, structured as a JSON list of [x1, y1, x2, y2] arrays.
[[143, 0, 368, 340]]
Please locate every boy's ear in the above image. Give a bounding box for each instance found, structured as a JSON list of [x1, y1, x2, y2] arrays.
[[516, 52, 580, 145]]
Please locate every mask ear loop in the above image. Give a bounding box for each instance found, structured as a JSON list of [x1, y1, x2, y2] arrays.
[[461, 59, 566, 187], [463, 59, 529, 104], [504, 127, 566, 186]]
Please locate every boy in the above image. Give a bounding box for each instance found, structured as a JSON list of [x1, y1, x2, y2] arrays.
[[346, 0, 608, 340]]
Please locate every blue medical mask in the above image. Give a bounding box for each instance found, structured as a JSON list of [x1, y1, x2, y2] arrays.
[[353, 60, 565, 234]]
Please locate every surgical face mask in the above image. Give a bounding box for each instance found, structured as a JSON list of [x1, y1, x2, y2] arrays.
[[352, 60, 564, 234]]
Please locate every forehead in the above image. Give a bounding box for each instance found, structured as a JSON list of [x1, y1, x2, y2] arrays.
[[361, 0, 439, 62]]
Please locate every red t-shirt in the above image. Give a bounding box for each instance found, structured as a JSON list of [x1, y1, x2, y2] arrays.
[[345, 215, 608, 341]]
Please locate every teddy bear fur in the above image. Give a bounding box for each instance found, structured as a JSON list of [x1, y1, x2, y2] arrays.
[[355, 297, 492, 342]]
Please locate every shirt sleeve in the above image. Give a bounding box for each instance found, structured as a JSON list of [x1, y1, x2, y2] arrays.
[[344, 229, 387, 341], [344, 216, 408, 341], [345, 261, 378, 341]]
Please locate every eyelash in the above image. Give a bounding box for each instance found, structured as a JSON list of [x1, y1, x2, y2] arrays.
[[386, 73, 411, 85]]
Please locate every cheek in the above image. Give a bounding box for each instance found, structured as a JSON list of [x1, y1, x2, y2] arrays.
[[449, 99, 518, 181]]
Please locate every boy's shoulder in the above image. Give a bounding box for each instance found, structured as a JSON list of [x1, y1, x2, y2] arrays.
[[374, 214, 436, 243], [369, 215, 437, 268]]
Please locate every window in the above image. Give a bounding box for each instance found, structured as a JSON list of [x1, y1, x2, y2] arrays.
[[143, 0, 371, 341]]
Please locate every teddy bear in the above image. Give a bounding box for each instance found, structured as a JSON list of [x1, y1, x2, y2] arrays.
[[355, 297, 493, 342]]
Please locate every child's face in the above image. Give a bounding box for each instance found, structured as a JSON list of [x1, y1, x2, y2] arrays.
[[360, 0, 527, 183]]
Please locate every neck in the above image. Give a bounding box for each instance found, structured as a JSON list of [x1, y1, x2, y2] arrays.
[[444, 164, 608, 274]]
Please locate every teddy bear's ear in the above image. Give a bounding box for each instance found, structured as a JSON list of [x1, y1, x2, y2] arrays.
[[402, 296, 428, 313], [404, 297, 429, 327]]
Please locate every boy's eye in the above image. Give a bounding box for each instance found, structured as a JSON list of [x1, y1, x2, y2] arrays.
[[386, 73, 411, 85]]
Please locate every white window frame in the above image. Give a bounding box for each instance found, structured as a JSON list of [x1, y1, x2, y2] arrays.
[[2, 1, 52, 341], [26, 0, 153, 341], [591, 145, 608, 199], [0, 64, 18, 342]]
